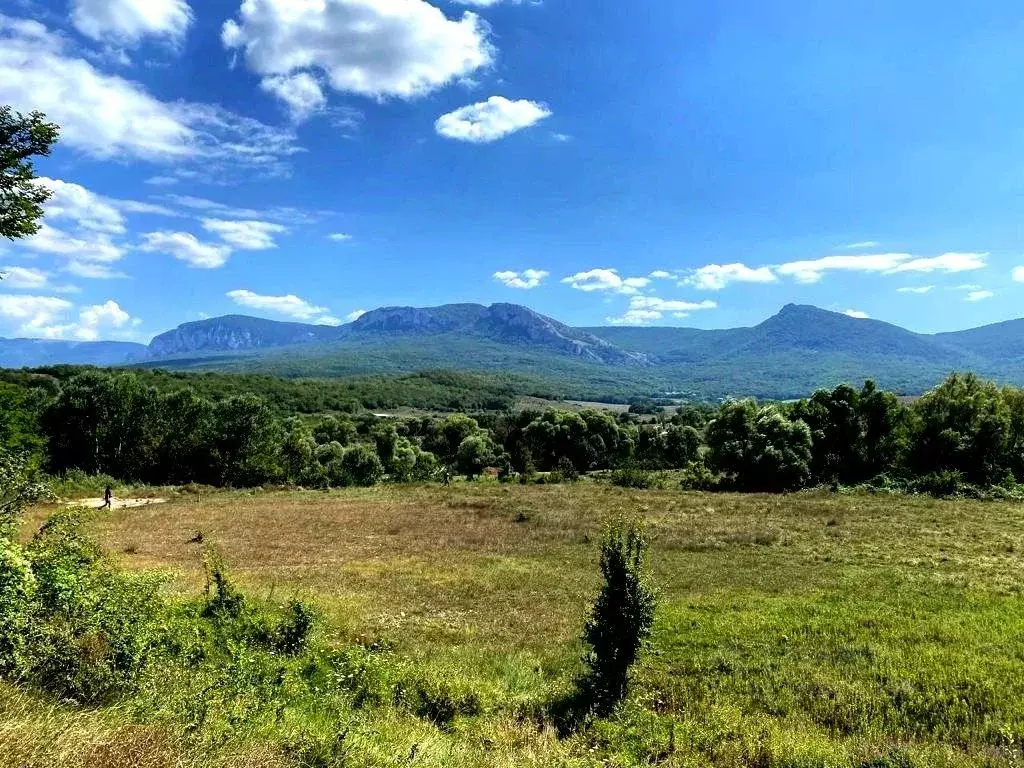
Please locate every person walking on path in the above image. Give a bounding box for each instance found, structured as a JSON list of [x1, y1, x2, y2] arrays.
[[102, 485, 113, 509]]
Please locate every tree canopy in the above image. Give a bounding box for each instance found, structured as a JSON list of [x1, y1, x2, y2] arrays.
[[0, 106, 59, 241]]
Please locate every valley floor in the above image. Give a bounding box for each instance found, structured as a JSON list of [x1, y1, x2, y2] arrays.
[[6, 484, 1024, 767]]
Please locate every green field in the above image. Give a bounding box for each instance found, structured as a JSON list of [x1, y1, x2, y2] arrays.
[[4, 483, 1024, 767]]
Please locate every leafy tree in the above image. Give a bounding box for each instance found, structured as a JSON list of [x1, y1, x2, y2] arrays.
[[580, 520, 655, 716], [663, 424, 701, 468], [706, 400, 812, 491], [212, 395, 283, 487], [910, 373, 1011, 486], [1, 106, 59, 241], [429, 414, 482, 464], [315, 441, 346, 487], [340, 443, 384, 487], [156, 388, 216, 484], [282, 420, 317, 484], [389, 436, 418, 482], [456, 434, 499, 479]]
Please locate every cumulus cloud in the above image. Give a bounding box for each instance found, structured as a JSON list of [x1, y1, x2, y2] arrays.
[[227, 289, 339, 325], [71, 0, 193, 45], [776, 252, 985, 284], [562, 269, 651, 295], [607, 296, 717, 325], [21, 224, 124, 264], [328, 233, 353, 242], [222, 0, 494, 110], [0, 16, 299, 172], [35, 178, 126, 235], [202, 219, 287, 250], [140, 232, 233, 269], [683, 263, 778, 291], [260, 73, 326, 122], [897, 285, 934, 294], [965, 290, 994, 302], [649, 270, 673, 279], [68, 300, 134, 340], [843, 309, 870, 319], [435, 96, 551, 143], [1, 266, 50, 290], [493, 269, 549, 290], [1014, 267, 1024, 282], [345, 309, 367, 323], [0, 294, 74, 337]]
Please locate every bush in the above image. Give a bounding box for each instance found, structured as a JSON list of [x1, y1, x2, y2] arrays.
[[679, 460, 719, 491], [271, 600, 315, 656], [610, 467, 655, 489], [579, 520, 656, 717]]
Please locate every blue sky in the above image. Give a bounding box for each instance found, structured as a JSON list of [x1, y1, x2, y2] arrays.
[[2, 0, 1024, 342]]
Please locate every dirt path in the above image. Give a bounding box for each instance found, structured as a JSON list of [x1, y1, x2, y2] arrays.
[[67, 497, 169, 510]]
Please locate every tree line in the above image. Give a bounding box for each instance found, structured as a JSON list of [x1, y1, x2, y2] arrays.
[[1, 367, 1023, 495]]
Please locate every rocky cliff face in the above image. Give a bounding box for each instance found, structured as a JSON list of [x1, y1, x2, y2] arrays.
[[476, 304, 647, 364], [148, 316, 341, 358]]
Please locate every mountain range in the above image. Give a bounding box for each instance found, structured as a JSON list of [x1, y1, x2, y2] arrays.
[[2, 302, 1022, 400]]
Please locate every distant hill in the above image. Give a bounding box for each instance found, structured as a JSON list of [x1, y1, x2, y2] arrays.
[[3, 302, 1024, 400], [0, 338, 149, 368]]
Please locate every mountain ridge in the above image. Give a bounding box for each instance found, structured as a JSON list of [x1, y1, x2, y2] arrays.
[[2, 302, 1022, 399]]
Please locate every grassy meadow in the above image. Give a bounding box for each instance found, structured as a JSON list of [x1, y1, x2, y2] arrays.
[[5, 482, 1024, 767]]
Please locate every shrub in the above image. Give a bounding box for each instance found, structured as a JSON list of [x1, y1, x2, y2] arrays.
[[271, 600, 315, 656], [610, 467, 655, 489], [579, 520, 656, 716], [556, 456, 580, 482]]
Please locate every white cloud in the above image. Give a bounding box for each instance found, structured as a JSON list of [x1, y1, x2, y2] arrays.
[[0, 16, 299, 172], [886, 252, 987, 275], [345, 309, 367, 323], [840, 241, 880, 250], [629, 296, 718, 315], [897, 285, 934, 294], [22, 224, 124, 264], [145, 176, 180, 187], [222, 0, 494, 105], [435, 96, 551, 143], [328, 233, 353, 242], [965, 290, 994, 302], [843, 309, 870, 319], [451, 0, 523, 5], [227, 289, 338, 325], [776, 252, 985, 284], [0, 294, 74, 336], [71, 300, 133, 340], [562, 268, 651, 295], [260, 73, 326, 122], [71, 0, 192, 45], [606, 296, 717, 325], [160, 195, 321, 225], [493, 269, 549, 290], [649, 270, 673, 279], [1014, 266, 1024, 283], [607, 309, 662, 326], [36, 178, 125, 235], [202, 219, 287, 250], [683, 263, 778, 291], [1, 267, 50, 290], [140, 232, 233, 269], [63, 262, 129, 280]]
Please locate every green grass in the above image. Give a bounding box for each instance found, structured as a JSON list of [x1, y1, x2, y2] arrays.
[[6, 483, 1024, 766]]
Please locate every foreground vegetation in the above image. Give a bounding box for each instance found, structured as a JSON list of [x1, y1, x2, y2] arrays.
[[3, 481, 1024, 767]]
